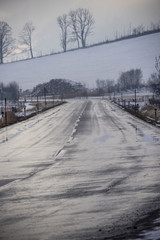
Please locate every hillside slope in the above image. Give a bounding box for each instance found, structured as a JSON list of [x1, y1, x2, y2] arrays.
[[0, 33, 160, 90]]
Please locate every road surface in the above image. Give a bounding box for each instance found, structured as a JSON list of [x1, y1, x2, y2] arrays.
[[0, 98, 160, 240]]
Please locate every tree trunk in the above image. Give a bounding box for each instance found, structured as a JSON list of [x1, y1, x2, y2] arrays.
[[0, 55, 3, 64], [77, 38, 80, 48], [0, 39, 3, 63], [30, 45, 33, 58], [81, 38, 86, 48], [0, 53, 3, 64]]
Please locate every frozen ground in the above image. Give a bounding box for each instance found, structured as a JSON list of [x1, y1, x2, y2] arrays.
[[0, 32, 160, 90], [0, 98, 160, 239]]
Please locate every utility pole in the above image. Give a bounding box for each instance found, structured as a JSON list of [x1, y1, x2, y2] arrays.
[[0, 89, 4, 125], [128, 101, 130, 108], [37, 95, 39, 111], [44, 87, 47, 107], [0, 88, 2, 114], [24, 105, 26, 117], [5, 98, 7, 125], [135, 89, 137, 112], [52, 95, 54, 106], [121, 93, 123, 106]]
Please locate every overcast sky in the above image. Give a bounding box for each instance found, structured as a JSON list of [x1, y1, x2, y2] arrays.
[[0, 0, 160, 60]]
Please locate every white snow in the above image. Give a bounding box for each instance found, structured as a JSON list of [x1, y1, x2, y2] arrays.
[[0, 33, 160, 90]]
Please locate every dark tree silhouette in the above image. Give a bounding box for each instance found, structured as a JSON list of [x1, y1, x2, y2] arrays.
[[0, 21, 15, 64], [69, 8, 94, 48], [148, 56, 160, 95], [57, 14, 69, 52], [19, 22, 35, 58], [118, 69, 143, 91], [0, 81, 19, 100]]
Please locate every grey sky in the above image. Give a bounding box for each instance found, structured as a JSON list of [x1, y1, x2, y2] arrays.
[[0, 0, 160, 60]]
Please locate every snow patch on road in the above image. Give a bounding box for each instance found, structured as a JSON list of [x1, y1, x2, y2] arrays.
[[66, 101, 87, 145]]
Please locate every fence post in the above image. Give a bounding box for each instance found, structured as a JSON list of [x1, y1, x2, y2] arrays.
[[24, 105, 26, 117], [37, 95, 39, 111], [44, 87, 47, 107], [128, 101, 130, 108]]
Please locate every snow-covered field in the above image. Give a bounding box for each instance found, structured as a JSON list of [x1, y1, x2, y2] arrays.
[[0, 33, 160, 90]]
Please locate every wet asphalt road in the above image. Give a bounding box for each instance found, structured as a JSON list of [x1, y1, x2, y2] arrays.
[[0, 98, 160, 240]]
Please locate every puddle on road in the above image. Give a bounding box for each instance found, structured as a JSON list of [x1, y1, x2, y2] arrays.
[[93, 135, 111, 143], [135, 127, 160, 146], [140, 134, 160, 146], [128, 122, 160, 146], [93, 131, 114, 143]]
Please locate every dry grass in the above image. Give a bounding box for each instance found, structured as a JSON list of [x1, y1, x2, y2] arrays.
[[140, 105, 160, 121], [0, 111, 17, 127], [0, 101, 65, 128]]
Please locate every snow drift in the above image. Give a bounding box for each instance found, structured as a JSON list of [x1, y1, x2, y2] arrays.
[[0, 33, 160, 90]]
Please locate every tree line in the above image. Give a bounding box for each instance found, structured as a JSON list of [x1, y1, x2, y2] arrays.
[[1, 10, 160, 63], [31, 79, 86, 98], [0, 81, 19, 100], [95, 68, 143, 95], [0, 21, 35, 63], [0, 7, 94, 63], [0, 55, 160, 101], [148, 56, 160, 95], [95, 56, 160, 96]]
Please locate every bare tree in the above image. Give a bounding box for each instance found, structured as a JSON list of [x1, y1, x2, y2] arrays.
[[106, 79, 115, 93], [69, 8, 94, 48], [57, 14, 69, 52], [96, 79, 115, 95], [0, 81, 19, 100], [19, 22, 35, 58], [148, 56, 160, 95], [0, 21, 15, 64], [118, 69, 143, 91], [155, 56, 160, 76], [132, 25, 144, 36], [69, 10, 80, 48], [136, 24, 145, 34]]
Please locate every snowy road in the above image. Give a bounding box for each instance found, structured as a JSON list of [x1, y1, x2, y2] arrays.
[[0, 98, 160, 240]]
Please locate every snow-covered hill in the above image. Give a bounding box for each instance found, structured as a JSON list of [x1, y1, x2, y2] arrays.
[[0, 33, 160, 90]]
